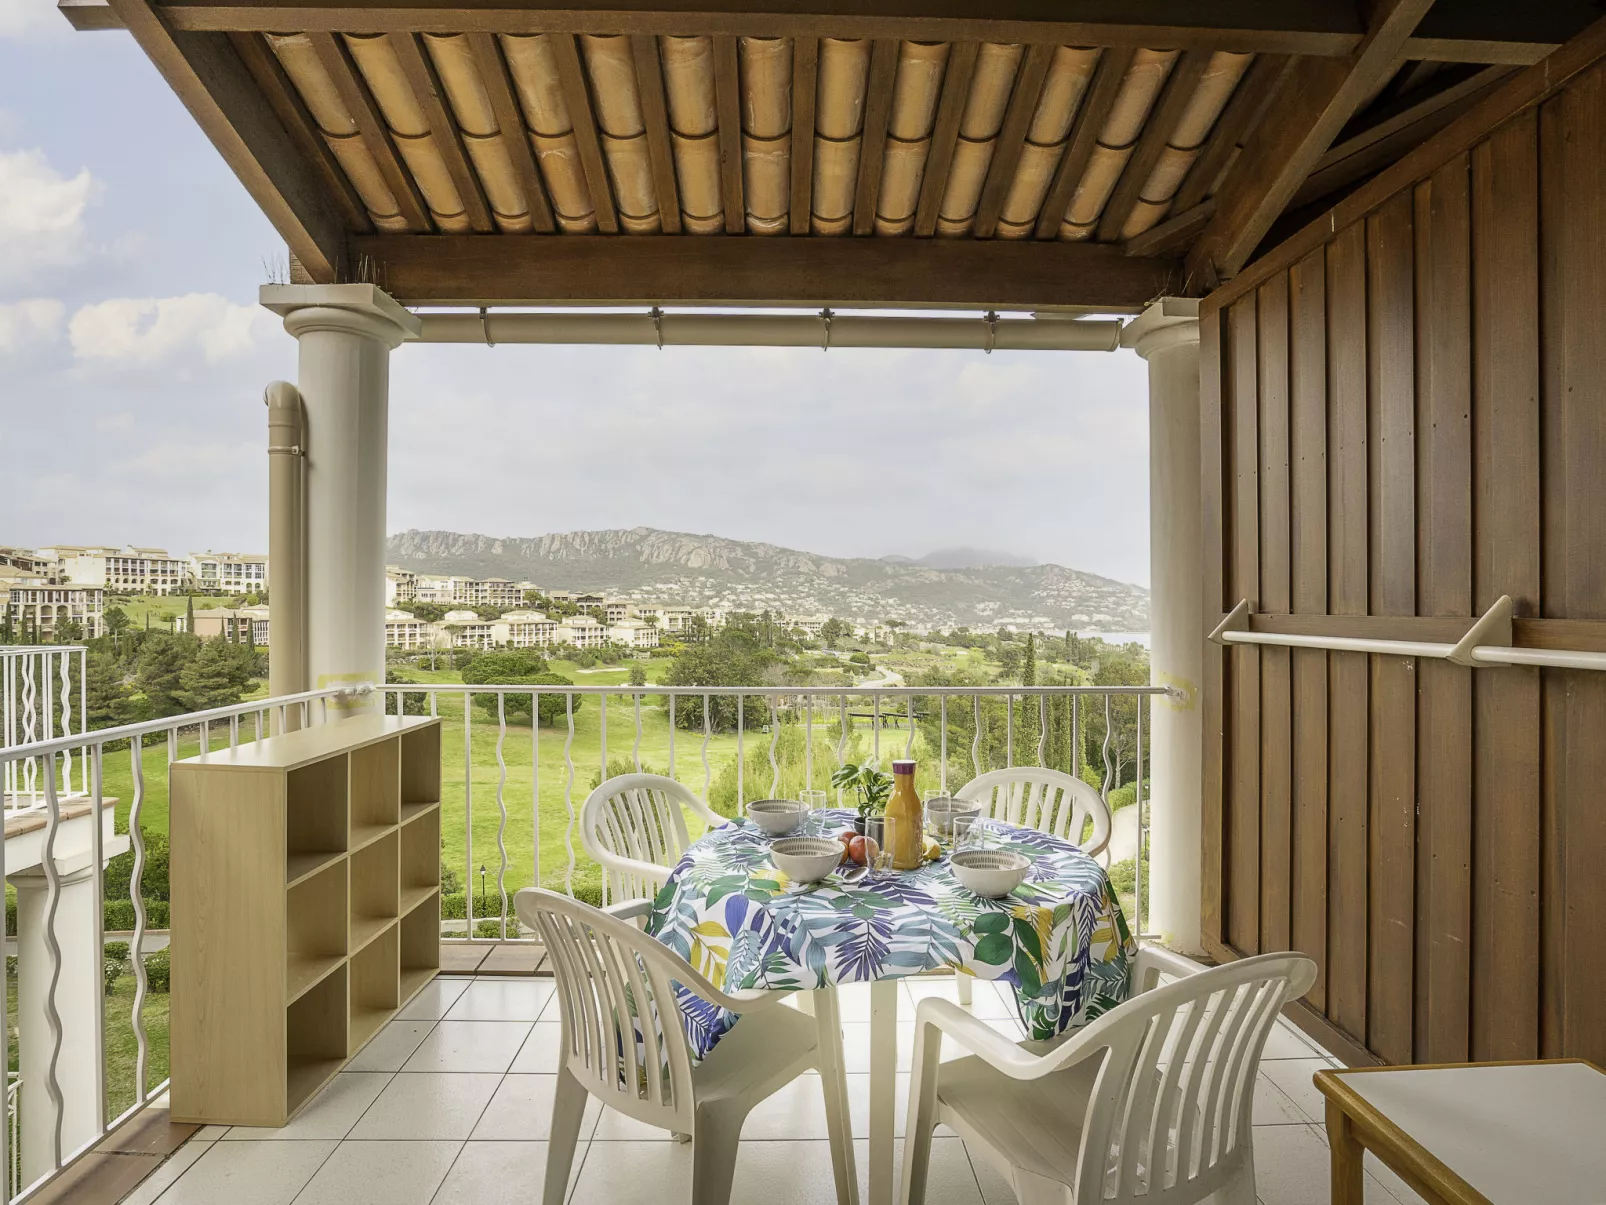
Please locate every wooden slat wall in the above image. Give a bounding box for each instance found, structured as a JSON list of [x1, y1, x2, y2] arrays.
[[1200, 50, 1606, 1066]]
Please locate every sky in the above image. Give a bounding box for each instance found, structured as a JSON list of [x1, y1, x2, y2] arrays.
[[0, 0, 1154, 587]]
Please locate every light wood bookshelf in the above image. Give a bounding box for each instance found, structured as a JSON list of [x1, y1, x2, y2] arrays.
[[169, 713, 442, 1126]]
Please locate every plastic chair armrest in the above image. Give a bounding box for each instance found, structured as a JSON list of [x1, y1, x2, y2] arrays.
[[604, 897, 653, 921], [1134, 945, 1207, 993]]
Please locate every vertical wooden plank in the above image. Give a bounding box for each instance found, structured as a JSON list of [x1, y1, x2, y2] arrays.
[[1537, 92, 1567, 1062], [1365, 191, 1416, 1067], [1470, 112, 1542, 1063], [1258, 274, 1293, 955], [1227, 295, 1261, 957], [1550, 66, 1606, 1067], [1288, 246, 1329, 1009], [1325, 219, 1369, 1044], [1200, 309, 1228, 949], [1412, 156, 1473, 1065], [788, 37, 818, 237], [711, 34, 745, 235], [851, 38, 899, 237]]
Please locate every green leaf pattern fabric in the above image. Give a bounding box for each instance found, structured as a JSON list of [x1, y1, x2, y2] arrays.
[[648, 810, 1135, 1060]]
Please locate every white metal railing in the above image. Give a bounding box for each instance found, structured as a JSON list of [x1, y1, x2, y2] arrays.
[[378, 682, 1168, 946], [1, 648, 87, 808], [1212, 594, 1606, 672], [0, 684, 368, 1203]]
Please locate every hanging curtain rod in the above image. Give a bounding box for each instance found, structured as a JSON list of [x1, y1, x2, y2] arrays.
[[1208, 596, 1606, 672]]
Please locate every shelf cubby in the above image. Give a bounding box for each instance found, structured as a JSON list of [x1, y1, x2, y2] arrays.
[[287, 964, 348, 1116], [399, 890, 441, 1006], [349, 921, 399, 1054], [170, 714, 442, 1127], [287, 859, 348, 1003], [350, 829, 399, 953]]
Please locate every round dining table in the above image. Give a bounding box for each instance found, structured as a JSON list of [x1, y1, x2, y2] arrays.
[[647, 808, 1137, 1205]]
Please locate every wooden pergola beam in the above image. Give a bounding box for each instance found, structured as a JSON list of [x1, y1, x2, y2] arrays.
[[551, 32, 620, 233], [466, 31, 557, 232], [102, 0, 353, 279], [350, 232, 1182, 308], [1032, 45, 1131, 241], [787, 35, 817, 235], [1095, 48, 1210, 242], [851, 38, 899, 237], [970, 41, 1054, 240], [912, 39, 977, 239], [630, 33, 682, 234], [388, 31, 495, 231], [75, 0, 1574, 65], [711, 34, 744, 233], [1185, 0, 1435, 285]]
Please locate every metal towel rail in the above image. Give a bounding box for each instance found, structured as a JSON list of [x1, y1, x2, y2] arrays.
[[1209, 596, 1606, 672]]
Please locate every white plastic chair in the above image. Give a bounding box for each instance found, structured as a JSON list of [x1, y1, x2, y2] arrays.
[[516, 888, 856, 1205], [900, 949, 1317, 1205], [580, 773, 727, 910], [954, 767, 1113, 859]]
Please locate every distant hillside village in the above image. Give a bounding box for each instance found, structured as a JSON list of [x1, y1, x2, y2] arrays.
[[0, 544, 892, 652]]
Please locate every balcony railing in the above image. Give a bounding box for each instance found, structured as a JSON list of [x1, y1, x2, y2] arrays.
[[0, 679, 1164, 1202]]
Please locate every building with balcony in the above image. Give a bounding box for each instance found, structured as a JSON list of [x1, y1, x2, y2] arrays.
[[500, 610, 559, 648], [607, 618, 660, 649], [553, 615, 607, 648], [175, 604, 270, 643], [0, 574, 105, 640], [382, 607, 432, 649], [384, 566, 417, 606], [41, 545, 187, 596], [187, 551, 268, 594]]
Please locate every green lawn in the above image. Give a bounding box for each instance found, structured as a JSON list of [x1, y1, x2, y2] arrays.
[[108, 593, 241, 631]]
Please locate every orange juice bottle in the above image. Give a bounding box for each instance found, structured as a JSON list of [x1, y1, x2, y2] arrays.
[[886, 759, 924, 870]]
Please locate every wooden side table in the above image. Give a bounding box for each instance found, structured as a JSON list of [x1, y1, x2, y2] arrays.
[[1314, 1059, 1606, 1205]]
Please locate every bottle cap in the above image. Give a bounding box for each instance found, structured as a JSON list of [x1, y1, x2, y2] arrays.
[[892, 759, 916, 775]]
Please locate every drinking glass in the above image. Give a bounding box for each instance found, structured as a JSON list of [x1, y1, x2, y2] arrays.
[[951, 814, 983, 854], [863, 817, 892, 872], [800, 789, 829, 834]]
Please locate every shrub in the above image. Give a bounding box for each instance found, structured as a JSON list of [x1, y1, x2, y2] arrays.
[[475, 920, 503, 939], [104, 834, 171, 903], [143, 949, 171, 993], [104, 899, 169, 932], [1106, 779, 1151, 811], [104, 940, 131, 964], [440, 862, 463, 895]]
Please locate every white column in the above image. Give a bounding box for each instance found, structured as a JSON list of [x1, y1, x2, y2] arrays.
[[1122, 298, 1203, 955], [14, 865, 99, 1185], [262, 285, 419, 712]]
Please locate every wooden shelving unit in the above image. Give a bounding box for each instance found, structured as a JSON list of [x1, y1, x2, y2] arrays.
[[169, 714, 442, 1126]]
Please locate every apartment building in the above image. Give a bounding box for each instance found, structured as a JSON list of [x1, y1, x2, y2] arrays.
[[500, 610, 558, 649], [413, 576, 530, 608], [553, 615, 607, 648], [384, 567, 417, 606], [41, 545, 187, 596], [0, 546, 53, 576], [608, 618, 660, 649], [383, 609, 434, 650], [188, 551, 268, 595], [632, 604, 696, 634], [440, 609, 497, 650], [177, 605, 270, 643], [1, 571, 105, 639]]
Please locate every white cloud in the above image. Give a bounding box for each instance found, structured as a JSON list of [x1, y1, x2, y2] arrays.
[[0, 0, 64, 38], [0, 147, 94, 283], [69, 293, 268, 364], [0, 297, 64, 351]]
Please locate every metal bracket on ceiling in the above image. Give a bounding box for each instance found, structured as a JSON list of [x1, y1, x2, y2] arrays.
[[820, 307, 833, 352], [650, 306, 664, 349], [479, 306, 494, 348], [984, 310, 999, 354]]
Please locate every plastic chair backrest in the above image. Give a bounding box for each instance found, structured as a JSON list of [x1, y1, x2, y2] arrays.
[[580, 773, 718, 905], [1062, 952, 1318, 1204], [516, 887, 706, 1133], [954, 767, 1113, 857]]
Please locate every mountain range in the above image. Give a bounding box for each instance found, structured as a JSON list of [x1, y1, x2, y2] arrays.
[[386, 528, 1148, 632]]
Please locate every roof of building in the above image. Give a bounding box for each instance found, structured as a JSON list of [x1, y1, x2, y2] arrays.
[[59, 2, 1592, 304]]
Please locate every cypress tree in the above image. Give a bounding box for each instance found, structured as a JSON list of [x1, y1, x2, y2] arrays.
[[185, 594, 195, 635]]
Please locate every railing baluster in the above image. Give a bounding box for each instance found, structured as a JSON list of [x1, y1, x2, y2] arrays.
[[563, 694, 577, 898], [1005, 693, 1014, 768], [701, 694, 712, 803], [632, 693, 642, 773], [89, 747, 107, 1129], [836, 694, 847, 804], [57, 652, 70, 796], [939, 696, 948, 794], [129, 736, 150, 1105], [464, 692, 474, 939], [40, 764, 66, 1171], [1101, 695, 1115, 803], [804, 696, 813, 791], [1038, 694, 1048, 768], [495, 694, 509, 940], [599, 689, 608, 782], [1135, 691, 1146, 937], [667, 694, 676, 782], [532, 691, 540, 895], [229, 713, 240, 749], [872, 693, 880, 759], [905, 695, 914, 758], [971, 695, 982, 780], [736, 695, 745, 813], [768, 697, 780, 797]]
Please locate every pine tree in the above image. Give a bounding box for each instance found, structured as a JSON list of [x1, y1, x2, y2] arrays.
[[84, 651, 133, 729], [135, 636, 191, 717], [175, 638, 247, 712]]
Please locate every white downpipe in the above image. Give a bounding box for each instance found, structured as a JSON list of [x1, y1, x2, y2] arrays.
[[268, 287, 420, 714], [416, 310, 1124, 351], [1122, 299, 1203, 956], [265, 382, 306, 725]]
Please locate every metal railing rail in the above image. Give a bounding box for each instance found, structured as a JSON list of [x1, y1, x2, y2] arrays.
[[380, 682, 1168, 947], [0, 684, 370, 1204]]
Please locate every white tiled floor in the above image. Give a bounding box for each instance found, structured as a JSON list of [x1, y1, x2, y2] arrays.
[[127, 974, 1427, 1205]]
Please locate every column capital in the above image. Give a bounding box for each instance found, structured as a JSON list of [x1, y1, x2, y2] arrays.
[[261, 283, 421, 348], [1120, 297, 1199, 361]]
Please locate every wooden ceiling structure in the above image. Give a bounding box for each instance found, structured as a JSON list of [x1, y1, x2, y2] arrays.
[[65, 0, 1605, 309]]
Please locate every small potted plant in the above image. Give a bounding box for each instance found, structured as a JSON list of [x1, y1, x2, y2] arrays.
[[831, 758, 893, 833]]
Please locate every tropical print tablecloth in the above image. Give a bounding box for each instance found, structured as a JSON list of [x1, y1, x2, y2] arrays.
[[647, 808, 1136, 1060]]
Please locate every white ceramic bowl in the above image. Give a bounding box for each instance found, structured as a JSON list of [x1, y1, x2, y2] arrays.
[[748, 798, 809, 836], [950, 849, 1030, 898], [771, 837, 845, 883]]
